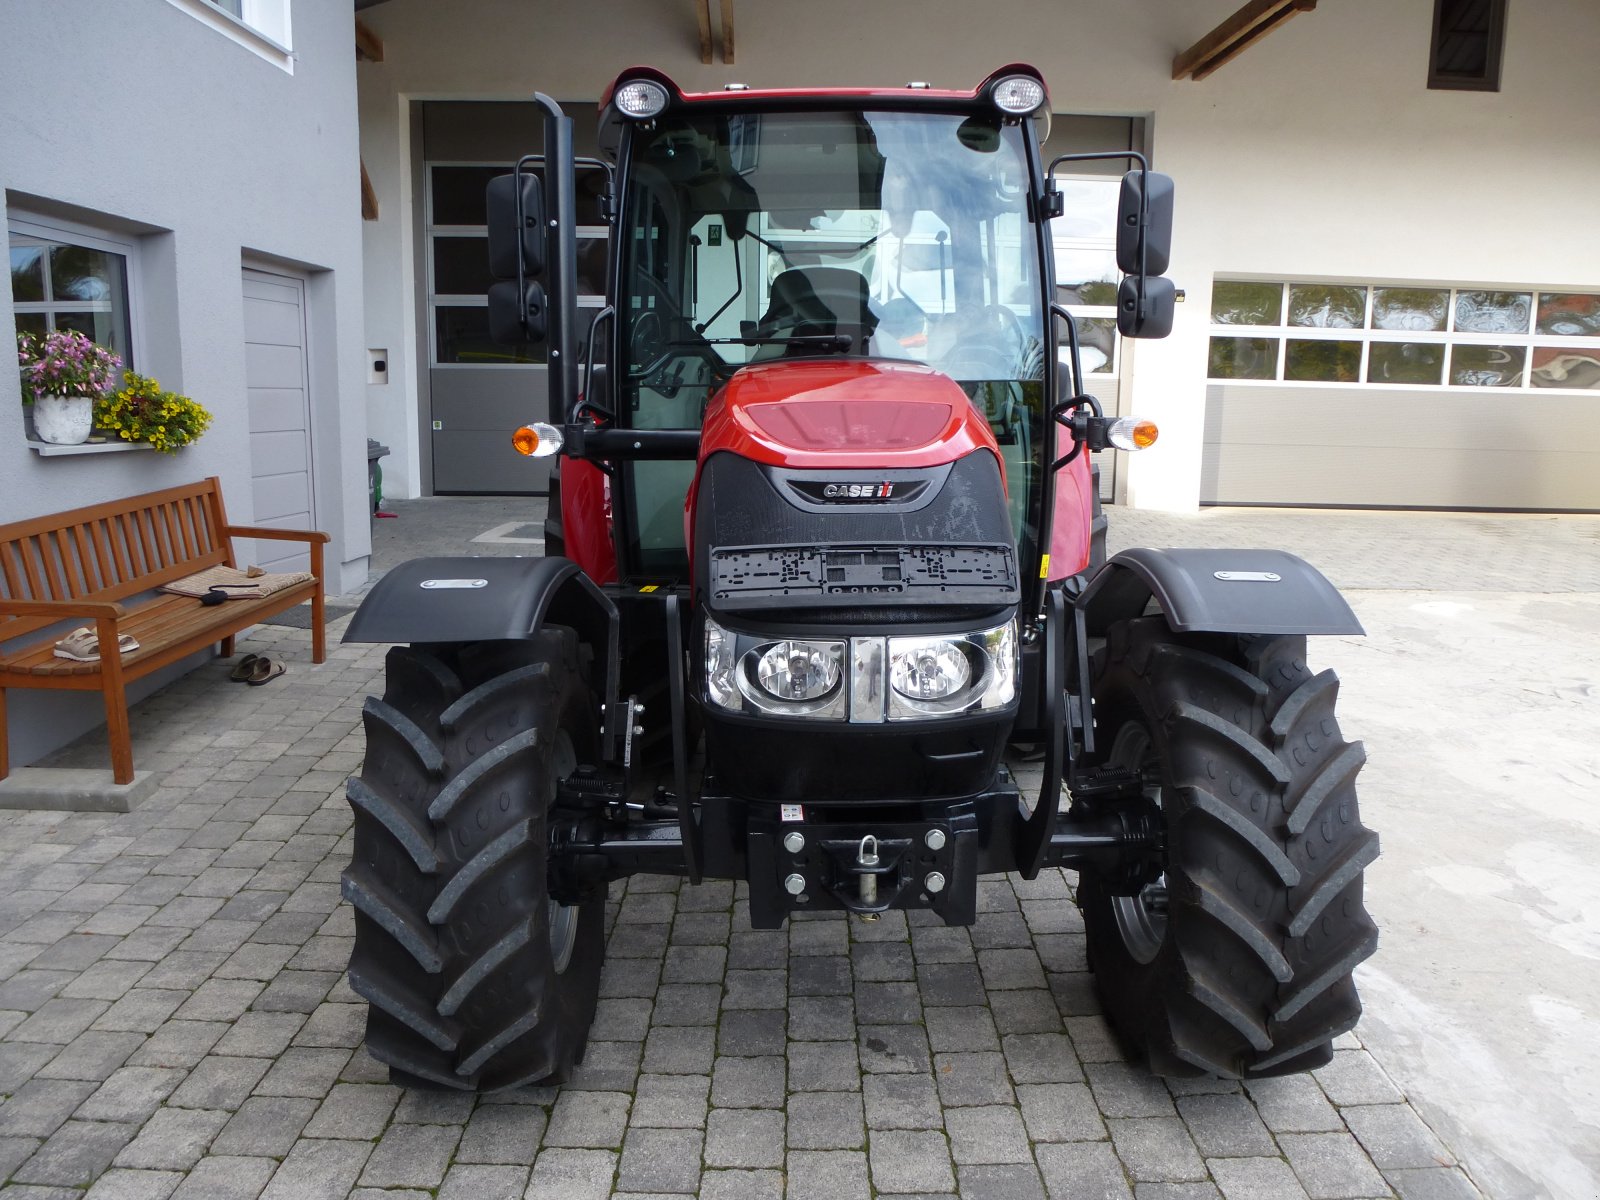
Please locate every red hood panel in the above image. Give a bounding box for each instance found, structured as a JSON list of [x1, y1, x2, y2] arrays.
[[700, 360, 1000, 471]]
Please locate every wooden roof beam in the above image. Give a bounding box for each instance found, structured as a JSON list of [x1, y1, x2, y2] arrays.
[[1173, 0, 1317, 82], [695, 0, 713, 64], [354, 15, 384, 62]]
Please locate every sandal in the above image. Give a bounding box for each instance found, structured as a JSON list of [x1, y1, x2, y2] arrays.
[[245, 656, 287, 686], [229, 653, 262, 682], [52, 627, 140, 662]]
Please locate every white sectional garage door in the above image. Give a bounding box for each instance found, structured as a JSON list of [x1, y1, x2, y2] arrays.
[[242, 268, 315, 572]]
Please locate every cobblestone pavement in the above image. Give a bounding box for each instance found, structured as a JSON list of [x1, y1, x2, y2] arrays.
[[0, 611, 1483, 1199]]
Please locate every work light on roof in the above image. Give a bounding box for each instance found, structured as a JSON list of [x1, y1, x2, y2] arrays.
[[615, 79, 669, 119], [991, 74, 1045, 116]]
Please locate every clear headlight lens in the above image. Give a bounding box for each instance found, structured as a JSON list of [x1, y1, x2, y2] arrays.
[[889, 639, 971, 701], [614, 79, 669, 119], [705, 617, 740, 711], [992, 75, 1046, 116], [753, 641, 842, 703]]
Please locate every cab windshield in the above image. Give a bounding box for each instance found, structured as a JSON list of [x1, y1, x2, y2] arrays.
[[619, 108, 1047, 573]]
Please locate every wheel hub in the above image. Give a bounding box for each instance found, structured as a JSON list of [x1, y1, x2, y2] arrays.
[[1108, 722, 1168, 965]]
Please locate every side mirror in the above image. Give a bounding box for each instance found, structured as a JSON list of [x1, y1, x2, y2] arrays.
[[1116, 275, 1176, 339], [487, 172, 546, 281], [1115, 170, 1173, 277], [487, 279, 547, 345]]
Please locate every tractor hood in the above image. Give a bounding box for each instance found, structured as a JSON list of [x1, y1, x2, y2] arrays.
[[688, 359, 1019, 624], [697, 359, 1003, 474]]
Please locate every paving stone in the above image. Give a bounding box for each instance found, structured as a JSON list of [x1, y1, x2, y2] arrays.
[[788, 1039, 860, 1091], [523, 1147, 617, 1200], [787, 1090, 865, 1149], [76, 1067, 186, 1124], [699, 1167, 785, 1200], [723, 968, 786, 1009], [788, 994, 854, 1041], [125, 1020, 227, 1069], [1278, 1131, 1393, 1199], [1134, 1185, 1222, 1200], [436, 1162, 529, 1200], [455, 1100, 544, 1161], [864, 1073, 944, 1131], [926, 1005, 1001, 1053], [358, 1122, 460, 1189], [172, 980, 262, 1023], [630, 1073, 709, 1129], [1109, 1116, 1208, 1183], [918, 962, 988, 1007], [544, 1089, 631, 1148], [1341, 1103, 1455, 1170], [301, 1082, 399, 1140], [659, 944, 726, 983], [616, 1126, 703, 1192], [710, 1054, 785, 1108], [717, 1009, 786, 1056], [251, 969, 337, 1013], [168, 1055, 271, 1111], [852, 941, 915, 982], [591, 996, 654, 1042], [1312, 1050, 1405, 1107], [82, 1167, 184, 1199], [210, 1096, 318, 1157], [0, 1079, 99, 1138], [60, 960, 154, 1002], [854, 981, 922, 1024], [788, 919, 849, 956], [1244, 1076, 1344, 1134], [1015, 1082, 1105, 1143], [788, 955, 851, 996], [859, 1023, 932, 1074], [934, 1052, 1014, 1107], [1385, 1166, 1485, 1200], [168, 1155, 276, 1200], [92, 991, 188, 1035], [564, 1038, 641, 1091], [11, 1119, 135, 1187], [946, 1104, 1032, 1165], [213, 1012, 306, 1058], [290, 1002, 363, 1048], [786, 1149, 871, 1200], [1175, 1094, 1277, 1158], [989, 990, 1066, 1036], [642, 1025, 716, 1075], [705, 1107, 784, 1168], [251, 1047, 349, 1097], [1086, 1061, 1178, 1119], [392, 1087, 475, 1124], [258, 1137, 372, 1200], [727, 931, 787, 970], [8, 997, 110, 1044], [113, 1106, 227, 1170], [956, 1162, 1050, 1200], [1035, 1140, 1134, 1200], [1207, 1156, 1311, 1200], [869, 1128, 956, 1193]]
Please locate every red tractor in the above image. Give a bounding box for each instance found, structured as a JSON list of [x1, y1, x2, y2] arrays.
[[341, 65, 1378, 1090]]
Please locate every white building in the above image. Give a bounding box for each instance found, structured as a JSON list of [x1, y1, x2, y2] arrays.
[[354, 0, 1600, 514]]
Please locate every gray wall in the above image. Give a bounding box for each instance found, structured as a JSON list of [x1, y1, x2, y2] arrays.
[[1, 0, 371, 769]]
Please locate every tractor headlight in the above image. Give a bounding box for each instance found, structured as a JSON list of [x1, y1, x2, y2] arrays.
[[704, 615, 1017, 722], [887, 621, 1016, 719], [614, 79, 670, 120], [991, 74, 1046, 117]]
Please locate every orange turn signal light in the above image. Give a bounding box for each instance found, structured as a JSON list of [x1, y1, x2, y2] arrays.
[[1131, 419, 1159, 449], [511, 422, 563, 458]]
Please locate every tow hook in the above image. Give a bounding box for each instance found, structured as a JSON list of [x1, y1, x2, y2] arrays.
[[856, 835, 880, 906]]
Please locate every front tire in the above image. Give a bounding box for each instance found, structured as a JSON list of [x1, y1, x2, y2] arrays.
[[343, 629, 604, 1090], [1079, 618, 1378, 1077]]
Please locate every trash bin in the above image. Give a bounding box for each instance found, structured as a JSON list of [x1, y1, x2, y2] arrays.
[[367, 438, 390, 516]]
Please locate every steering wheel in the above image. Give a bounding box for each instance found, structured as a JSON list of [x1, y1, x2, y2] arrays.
[[629, 309, 671, 377], [944, 304, 1028, 380]]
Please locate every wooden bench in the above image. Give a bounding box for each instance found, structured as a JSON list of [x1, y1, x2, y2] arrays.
[[0, 477, 328, 785]]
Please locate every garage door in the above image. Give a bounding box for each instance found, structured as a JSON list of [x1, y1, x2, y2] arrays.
[[1201, 281, 1600, 510], [242, 268, 315, 571]]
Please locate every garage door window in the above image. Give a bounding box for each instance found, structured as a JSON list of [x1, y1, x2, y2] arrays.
[[1208, 280, 1600, 392]]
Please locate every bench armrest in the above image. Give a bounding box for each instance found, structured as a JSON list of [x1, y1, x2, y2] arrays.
[[0, 598, 128, 620], [225, 525, 332, 544]]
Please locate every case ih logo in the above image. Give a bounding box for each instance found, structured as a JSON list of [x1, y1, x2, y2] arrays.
[[824, 482, 895, 499], [788, 478, 928, 505]]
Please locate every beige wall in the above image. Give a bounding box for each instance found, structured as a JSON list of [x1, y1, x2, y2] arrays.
[[355, 0, 1600, 508]]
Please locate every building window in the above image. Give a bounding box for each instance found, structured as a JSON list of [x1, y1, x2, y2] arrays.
[[1208, 280, 1600, 392], [162, 0, 293, 70], [9, 222, 136, 369], [1428, 0, 1506, 92]]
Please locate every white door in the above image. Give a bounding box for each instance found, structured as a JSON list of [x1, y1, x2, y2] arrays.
[[242, 268, 315, 572]]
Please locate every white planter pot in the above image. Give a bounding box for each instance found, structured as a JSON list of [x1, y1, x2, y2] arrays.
[[32, 394, 95, 445]]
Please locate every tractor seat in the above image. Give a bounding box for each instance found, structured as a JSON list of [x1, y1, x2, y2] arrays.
[[752, 268, 878, 357]]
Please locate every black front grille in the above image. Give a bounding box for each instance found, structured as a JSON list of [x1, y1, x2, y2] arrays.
[[709, 543, 1017, 610]]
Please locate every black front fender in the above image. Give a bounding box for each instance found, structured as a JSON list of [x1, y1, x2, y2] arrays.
[[343, 556, 617, 646], [1077, 547, 1363, 638]]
